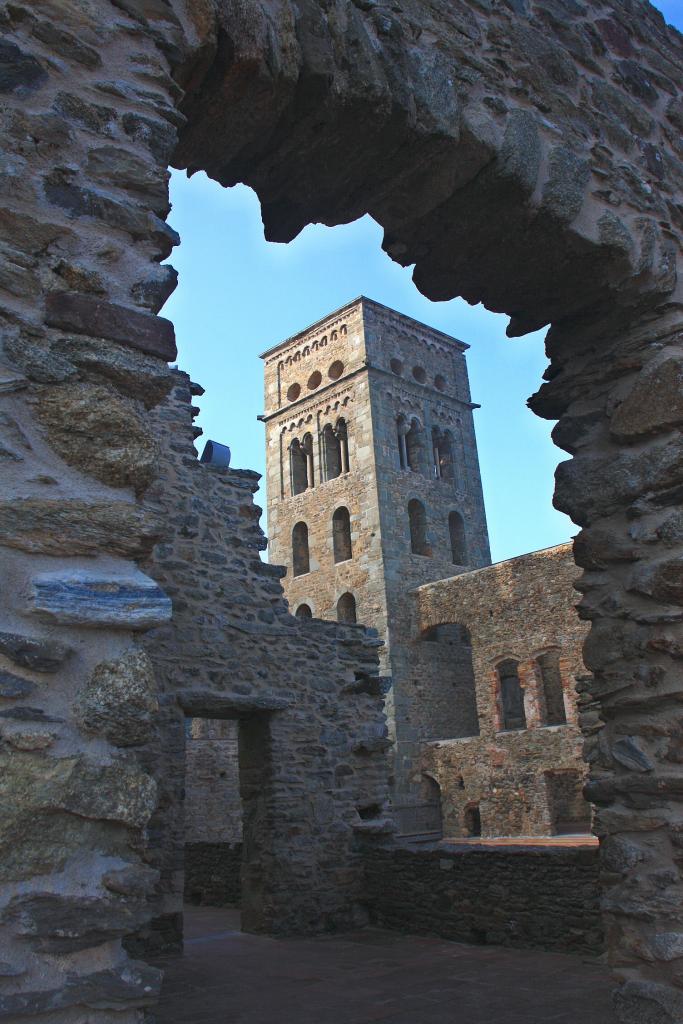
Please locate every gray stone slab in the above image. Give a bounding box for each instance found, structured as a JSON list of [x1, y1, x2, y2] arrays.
[[29, 572, 172, 629]]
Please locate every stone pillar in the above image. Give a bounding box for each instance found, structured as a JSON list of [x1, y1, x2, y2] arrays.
[[536, 312, 683, 1022], [339, 430, 349, 474], [303, 435, 315, 488]]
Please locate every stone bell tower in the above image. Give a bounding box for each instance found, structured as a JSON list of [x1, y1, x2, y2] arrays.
[[261, 297, 491, 801]]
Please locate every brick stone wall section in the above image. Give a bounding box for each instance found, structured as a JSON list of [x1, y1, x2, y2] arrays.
[[414, 545, 591, 839], [363, 841, 604, 956]]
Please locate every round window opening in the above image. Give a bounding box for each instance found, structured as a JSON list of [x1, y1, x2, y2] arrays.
[[390, 358, 403, 375], [286, 383, 301, 402], [412, 365, 427, 384], [307, 370, 322, 390], [434, 374, 446, 392], [328, 360, 344, 381]]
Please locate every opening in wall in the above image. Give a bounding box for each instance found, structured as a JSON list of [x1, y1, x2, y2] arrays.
[[332, 506, 352, 563], [292, 521, 310, 576], [184, 718, 243, 927], [337, 592, 357, 623], [497, 658, 526, 731], [408, 498, 430, 556]]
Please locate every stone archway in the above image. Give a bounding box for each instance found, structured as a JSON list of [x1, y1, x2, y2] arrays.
[[0, 2, 681, 1021]]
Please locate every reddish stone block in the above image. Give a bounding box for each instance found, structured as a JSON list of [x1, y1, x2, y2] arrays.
[[45, 292, 176, 361]]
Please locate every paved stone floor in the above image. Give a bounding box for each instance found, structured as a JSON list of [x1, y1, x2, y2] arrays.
[[153, 907, 615, 1024]]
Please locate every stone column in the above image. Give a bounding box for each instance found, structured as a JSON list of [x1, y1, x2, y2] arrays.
[[535, 310, 683, 1022], [339, 429, 349, 474], [303, 435, 314, 489]]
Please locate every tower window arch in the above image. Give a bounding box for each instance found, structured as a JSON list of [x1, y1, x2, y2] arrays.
[[432, 428, 454, 481], [448, 511, 467, 565], [322, 418, 349, 479], [295, 603, 312, 619], [537, 649, 567, 726], [290, 435, 313, 495], [408, 499, 430, 556], [497, 659, 526, 731], [337, 592, 357, 623], [292, 521, 310, 577], [332, 506, 352, 563]]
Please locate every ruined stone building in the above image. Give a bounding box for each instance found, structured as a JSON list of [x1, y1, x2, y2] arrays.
[[1, 2, 682, 1022], [264, 298, 590, 839]]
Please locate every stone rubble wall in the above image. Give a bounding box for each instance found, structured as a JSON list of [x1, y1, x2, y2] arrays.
[[414, 545, 590, 838], [363, 841, 604, 956]]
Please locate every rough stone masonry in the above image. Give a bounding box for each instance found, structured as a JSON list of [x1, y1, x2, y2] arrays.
[[0, 2, 682, 1023]]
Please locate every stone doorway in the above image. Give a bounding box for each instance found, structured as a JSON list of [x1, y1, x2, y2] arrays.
[[183, 718, 243, 915]]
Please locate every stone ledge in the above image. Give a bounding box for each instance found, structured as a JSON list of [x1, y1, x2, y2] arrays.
[[45, 292, 176, 361]]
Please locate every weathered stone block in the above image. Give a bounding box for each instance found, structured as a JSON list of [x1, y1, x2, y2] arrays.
[[0, 670, 35, 699], [0, 961, 161, 1016], [45, 292, 176, 360], [0, 40, 48, 94], [35, 382, 159, 493], [0, 499, 161, 558], [29, 571, 172, 629], [0, 631, 72, 672], [611, 356, 683, 442], [77, 649, 158, 745], [3, 892, 151, 952]]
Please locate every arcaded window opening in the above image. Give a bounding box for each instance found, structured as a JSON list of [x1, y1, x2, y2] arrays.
[[289, 438, 308, 495], [332, 506, 352, 563], [497, 658, 526, 731], [537, 649, 567, 726], [337, 592, 357, 623], [448, 511, 467, 565], [405, 419, 425, 474], [322, 419, 349, 480], [295, 603, 312, 619], [292, 521, 310, 576], [408, 498, 430, 556], [432, 427, 454, 481]]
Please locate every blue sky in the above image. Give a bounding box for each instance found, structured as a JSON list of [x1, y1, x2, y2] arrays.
[[163, 2, 680, 564]]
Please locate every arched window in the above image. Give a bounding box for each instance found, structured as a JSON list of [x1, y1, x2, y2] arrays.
[[290, 438, 308, 495], [295, 603, 312, 619], [292, 521, 310, 577], [449, 511, 467, 565], [408, 499, 430, 556], [405, 418, 425, 473], [432, 427, 454, 480], [464, 802, 482, 838], [322, 423, 341, 479], [332, 506, 352, 563], [337, 592, 357, 623], [537, 650, 567, 725], [497, 658, 526, 731], [397, 416, 425, 473]]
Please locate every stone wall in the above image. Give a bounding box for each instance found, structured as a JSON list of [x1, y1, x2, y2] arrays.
[[415, 545, 590, 838], [184, 843, 242, 907], [185, 719, 242, 845], [135, 372, 391, 951], [363, 841, 603, 956]]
